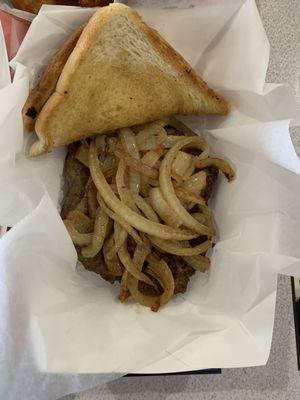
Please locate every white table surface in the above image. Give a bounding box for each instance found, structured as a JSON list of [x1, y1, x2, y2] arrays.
[[62, 1, 300, 399]]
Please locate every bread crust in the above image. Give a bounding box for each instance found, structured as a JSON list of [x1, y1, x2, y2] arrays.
[[23, 25, 84, 132]]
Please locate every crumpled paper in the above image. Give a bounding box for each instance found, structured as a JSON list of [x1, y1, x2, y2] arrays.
[[0, 0, 300, 399]]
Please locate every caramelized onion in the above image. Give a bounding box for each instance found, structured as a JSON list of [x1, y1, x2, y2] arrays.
[[159, 137, 213, 236], [136, 124, 167, 151], [150, 237, 212, 256], [97, 195, 143, 246], [127, 255, 174, 312], [114, 148, 158, 179], [64, 220, 92, 246], [119, 127, 141, 193], [66, 210, 93, 233], [131, 192, 160, 222], [118, 242, 155, 287], [196, 158, 235, 181], [116, 159, 139, 212], [149, 187, 181, 228], [172, 151, 194, 178], [89, 142, 197, 241], [180, 171, 207, 197], [81, 207, 109, 258], [103, 236, 123, 276], [75, 144, 89, 167]]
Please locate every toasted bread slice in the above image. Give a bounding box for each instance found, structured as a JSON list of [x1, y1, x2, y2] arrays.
[[30, 3, 229, 156], [23, 25, 84, 132]]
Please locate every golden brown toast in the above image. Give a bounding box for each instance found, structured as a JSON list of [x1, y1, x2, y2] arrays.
[[29, 3, 229, 156]]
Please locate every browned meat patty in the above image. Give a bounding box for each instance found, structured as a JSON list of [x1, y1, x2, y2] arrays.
[[60, 143, 90, 219], [168, 256, 195, 294]]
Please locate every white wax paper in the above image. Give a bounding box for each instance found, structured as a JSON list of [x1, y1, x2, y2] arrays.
[[0, 0, 300, 399]]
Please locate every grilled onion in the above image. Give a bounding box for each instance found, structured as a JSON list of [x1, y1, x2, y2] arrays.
[[149, 187, 181, 228], [89, 142, 197, 241], [150, 237, 212, 256], [136, 123, 167, 151], [118, 242, 155, 287], [159, 137, 213, 235], [103, 236, 123, 276], [66, 210, 93, 233], [172, 151, 194, 178], [196, 158, 235, 181], [64, 220, 93, 246], [97, 195, 143, 246], [180, 171, 207, 197], [119, 127, 141, 193], [81, 207, 109, 258], [114, 148, 158, 179]]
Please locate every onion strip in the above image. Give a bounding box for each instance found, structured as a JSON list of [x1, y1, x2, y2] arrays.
[[131, 192, 160, 222], [136, 124, 167, 151], [172, 151, 194, 178], [86, 180, 98, 219], [103, 236, 123, 276], [118, 243, 155, 287], [141, 148, 164, 168], [180, 171, 207, 197], [75, 144, 89, 167], [81, 207, 109, 258], [116, 159, 139, 212], [196, 158, 235, 181], [127, 255, 174, 312], [191, 212, 207, 224], [64, 220, 93, 246], [150, 237, 212, 256], [199, 204, 214, 234], [175, 188, 206, 207], [105, 221, 127, 261], [66, 210, 93, 233], [89, 142, 197, 241], [146, 254, 175, 311], [182, 255, 211, 272], [159, 137, 213, 235], [119, 270, 130, 302], [149, 187, 181, 228], [119, 128, 140, 193], [133, 241, 151, 270], [163, 135, 186, 148], [182, 158, 196, 180], [114, 221, 128, 253], [97, 195, 143, 246], [114, 148, 158, 179]]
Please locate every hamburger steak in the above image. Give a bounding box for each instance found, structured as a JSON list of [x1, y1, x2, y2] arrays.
[[61, 139, 219, 297]]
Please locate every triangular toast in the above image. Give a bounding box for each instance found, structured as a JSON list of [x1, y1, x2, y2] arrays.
[[30, 3, 229, 156]]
